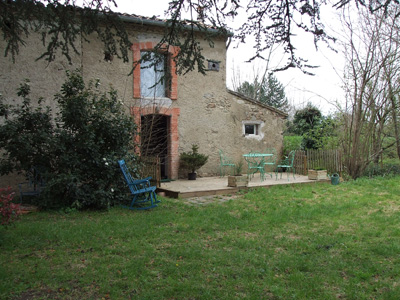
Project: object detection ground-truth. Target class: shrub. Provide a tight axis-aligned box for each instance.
[0,187,20,226]
[283,136,302,155]
[180,144,208,173]
[363,161,400,178]
[0,70,137,210]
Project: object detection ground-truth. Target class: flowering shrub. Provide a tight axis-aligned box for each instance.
[0,70,137,210]
[0,187,20,226]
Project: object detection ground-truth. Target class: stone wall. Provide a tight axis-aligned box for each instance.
[176,88,287,178]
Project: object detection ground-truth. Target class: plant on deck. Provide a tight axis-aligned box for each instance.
[234,159,244,176]
[179,144,208,174]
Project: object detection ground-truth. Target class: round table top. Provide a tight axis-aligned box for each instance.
[243,153,273,157]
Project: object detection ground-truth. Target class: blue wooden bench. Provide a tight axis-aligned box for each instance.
[118,159,160,210]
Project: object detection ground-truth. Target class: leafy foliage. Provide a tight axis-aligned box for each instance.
[0,0,131,64]
[363,161,400,178]
[283,135,303,155]
[291,103,323,135]
[233,159,244,176]
[285,103,339,150]
[0,81,54,176]
[301,116,338,150]
[0,187,20,226]
[0,70,137,210]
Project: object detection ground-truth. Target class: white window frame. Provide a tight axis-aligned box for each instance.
[242,121,264,140]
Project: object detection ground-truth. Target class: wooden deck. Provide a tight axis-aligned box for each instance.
[156,173,330,198]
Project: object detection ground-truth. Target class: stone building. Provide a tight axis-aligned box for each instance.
[0,13,287,182]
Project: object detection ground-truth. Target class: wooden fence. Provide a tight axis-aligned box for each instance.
[294,149,343,175]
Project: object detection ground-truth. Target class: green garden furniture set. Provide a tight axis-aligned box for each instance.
[218,149,297,182]
[243,149,296,182]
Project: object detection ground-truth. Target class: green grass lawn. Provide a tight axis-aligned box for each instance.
[1,176,400,299]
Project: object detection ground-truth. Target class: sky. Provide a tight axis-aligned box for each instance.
[109,0,345,115]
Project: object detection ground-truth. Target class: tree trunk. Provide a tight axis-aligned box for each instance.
[390,94,400,160]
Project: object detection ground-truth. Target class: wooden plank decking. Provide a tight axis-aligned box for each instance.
[157,173,330,198]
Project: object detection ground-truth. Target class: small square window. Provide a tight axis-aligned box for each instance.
[244,124,259,135]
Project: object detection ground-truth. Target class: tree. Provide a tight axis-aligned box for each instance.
[263,74,289,110]
[339,4,400,178]
[236,74,289,111]
[2,0,400,75]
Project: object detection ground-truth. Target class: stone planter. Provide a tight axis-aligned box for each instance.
[308,169,328,180]
[228,175,249,187]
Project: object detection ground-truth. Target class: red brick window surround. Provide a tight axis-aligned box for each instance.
[132,42,179,100]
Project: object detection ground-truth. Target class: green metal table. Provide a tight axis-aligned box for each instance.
[243,153,273,181]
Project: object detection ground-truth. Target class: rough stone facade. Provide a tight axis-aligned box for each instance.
[0,15,287,185]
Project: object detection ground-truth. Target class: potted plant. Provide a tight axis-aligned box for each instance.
[308,167,328,180]
[228,159,248,187]
[180,144,209,180]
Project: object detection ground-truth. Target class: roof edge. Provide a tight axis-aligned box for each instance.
[227,89,288,118]
[119,14,234,37]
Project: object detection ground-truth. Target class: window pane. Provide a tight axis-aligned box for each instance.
[140,52,166,98]
[245,125,255,135]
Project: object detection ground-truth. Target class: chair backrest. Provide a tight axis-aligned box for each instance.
[219,149,230,164]
[118,159,135,184]
[119,160,144,194]
[287,151,296,166]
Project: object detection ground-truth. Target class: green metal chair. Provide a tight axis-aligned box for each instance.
[219,149,235,177]
[246,152,266,181]
[275,150,296,181]
[262,148,277,178]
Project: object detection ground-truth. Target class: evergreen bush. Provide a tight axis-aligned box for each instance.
[0,70,137,210]
[180,144,208,174]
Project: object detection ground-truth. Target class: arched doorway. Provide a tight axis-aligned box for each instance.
[140,114,169,179]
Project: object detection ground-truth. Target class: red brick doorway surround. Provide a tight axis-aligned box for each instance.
[131,107,180,180]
